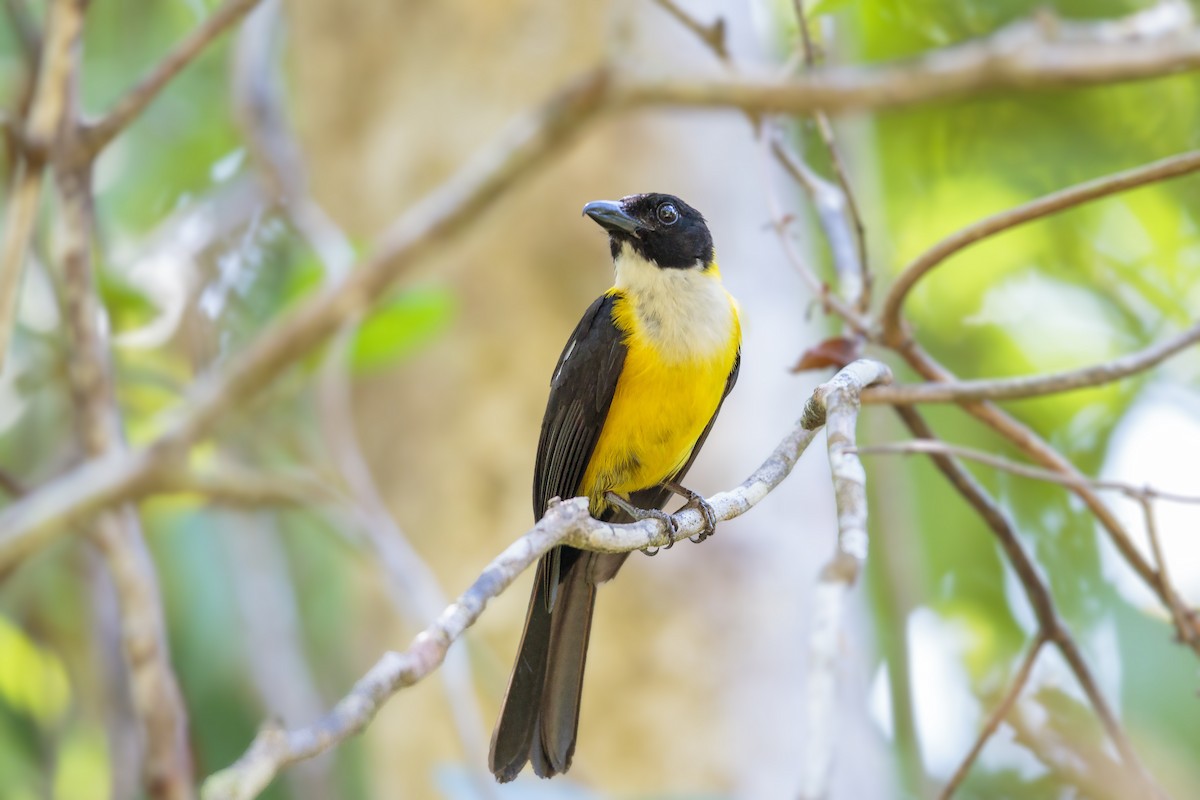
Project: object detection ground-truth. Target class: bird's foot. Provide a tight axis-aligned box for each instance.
[604,491,677,555]
[662,481,718,543]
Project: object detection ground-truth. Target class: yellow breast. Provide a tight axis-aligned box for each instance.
[580,279,740,509]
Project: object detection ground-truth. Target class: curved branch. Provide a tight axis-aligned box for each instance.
[939,634,1047,799]
[0,0,84,372]
[899,342,1200,655]
[894,406,1166,799]
[863,319,1200,405]
[0,69,613,572]
[799,360,891,800]
[81,0,264,155]
[879,150,1200,347]
[619,24,1200,118]
[201,359,890,800]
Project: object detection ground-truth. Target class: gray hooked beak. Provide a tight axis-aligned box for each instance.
[583,200,641,236]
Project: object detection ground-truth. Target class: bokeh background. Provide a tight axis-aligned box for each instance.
[2,0,1199,798]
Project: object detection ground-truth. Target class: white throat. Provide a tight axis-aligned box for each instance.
[613,244,735,362]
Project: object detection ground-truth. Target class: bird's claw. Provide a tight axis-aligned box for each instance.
[688,496,718,543]
[604,491,678,556]
[662,481,718,544]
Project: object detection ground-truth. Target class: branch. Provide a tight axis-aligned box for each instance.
[650,0,728,62]
[864,320,1200,405]
[81,0,264,156]
[938,633,1047,799]
[898,342,1200,655]
[789,0,871,315]
[56,138,193,797]
[894,406,1166,798]
[1137,497,1198,648]
[0,0,83,372]
[798,360,892,800]
[856,440,1200,505]
[880,150,1200,347]
[200,361,887,799]
[0,68,612,572]
[619,6,1200,117]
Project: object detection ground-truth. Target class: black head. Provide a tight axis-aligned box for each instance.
[582,193,714,269]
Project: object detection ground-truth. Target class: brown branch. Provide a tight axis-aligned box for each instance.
[938,633,1047,799]
[0,68,613,571]
[199,360,885,799]
[894,406,1166,798]
[856,440,1200,505]
[56,130,193,798]
[864,320,1200,405]
[650,0,728,61]
[789,0,871,315]
[0,0,83,372]
[1137,497,1197,648]
[900,342,1200,656]
[619,24,1200,117]
[880,150,1200,348]
[81,0,264,156]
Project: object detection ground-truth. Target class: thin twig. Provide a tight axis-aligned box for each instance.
[880,150,1200,347]
[1137,497,1197,648]
[856,440,1200,505]
[790,0,871,313]
[899,342,1200,656]
[864,320,1200,405]
[81,0,264,156]
[650,0,728,61]
[0,0,83,372]
[938,633,1047,799]
[894,406,1166,798]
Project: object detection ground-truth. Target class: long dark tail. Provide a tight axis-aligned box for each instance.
[489,545,627,782]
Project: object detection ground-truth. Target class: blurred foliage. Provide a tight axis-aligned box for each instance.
[1,0,1199,798]
[794,0,1200,797]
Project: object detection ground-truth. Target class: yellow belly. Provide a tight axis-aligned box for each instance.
[580,292,739,511]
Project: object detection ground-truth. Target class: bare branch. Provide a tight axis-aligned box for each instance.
[650,0,728,61]
[789,0,871,314]
[799,360,892,800]
[81,0,264,155]
[1137,497,1198,648]
[0,0,84,372]
[768,135,870,328]
[899,343,1200,655]
[938,634,1047,799]
[0,69,612,571]
[199,361,887,798]
[56,144,193,797]
[856,440,1200,505]
[894,406,1166,798]
[880,150,1200,347]
[619,11,1200,117]
[864,320,1200,405]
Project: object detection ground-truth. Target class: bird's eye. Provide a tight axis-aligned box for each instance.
[656,203,679,225]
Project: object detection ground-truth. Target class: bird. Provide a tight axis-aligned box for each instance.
[488,192,742,782]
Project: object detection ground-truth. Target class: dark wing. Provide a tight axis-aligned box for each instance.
[533,293,626,519]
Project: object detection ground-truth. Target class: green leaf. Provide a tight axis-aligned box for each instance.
[348,287,455,374]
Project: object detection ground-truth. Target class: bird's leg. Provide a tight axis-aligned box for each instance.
[604,491,677,555]
[661,480,718,543]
